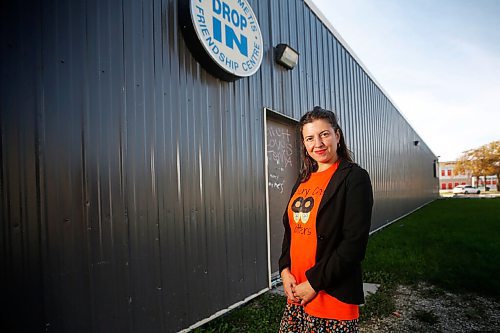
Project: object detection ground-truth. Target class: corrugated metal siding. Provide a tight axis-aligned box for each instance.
[1,0,438,331]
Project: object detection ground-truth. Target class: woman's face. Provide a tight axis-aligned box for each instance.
[302,119,340,171]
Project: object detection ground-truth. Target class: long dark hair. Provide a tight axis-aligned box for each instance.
[299,106,353,182]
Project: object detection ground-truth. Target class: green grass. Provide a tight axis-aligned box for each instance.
[192,293,286,333]
[194,198,500,331]
[363,198,500,296]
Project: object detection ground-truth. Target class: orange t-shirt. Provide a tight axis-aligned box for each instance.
[288,161,359,320]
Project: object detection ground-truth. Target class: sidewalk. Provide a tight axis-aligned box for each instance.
[440,190,500,198]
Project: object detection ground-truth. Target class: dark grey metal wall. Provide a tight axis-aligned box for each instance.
[0,0,438,332]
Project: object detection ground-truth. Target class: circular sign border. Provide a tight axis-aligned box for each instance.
[179,0,263,81]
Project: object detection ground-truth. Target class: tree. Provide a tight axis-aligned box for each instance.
[454,140,500,191]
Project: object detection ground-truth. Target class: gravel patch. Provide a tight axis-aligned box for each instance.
[360,283,500,333]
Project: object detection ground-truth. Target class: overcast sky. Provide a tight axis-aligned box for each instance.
[310,0,500,161]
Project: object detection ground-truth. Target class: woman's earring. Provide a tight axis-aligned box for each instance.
[337,142,340,149]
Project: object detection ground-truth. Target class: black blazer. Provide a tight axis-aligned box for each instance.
[278,159,373,305]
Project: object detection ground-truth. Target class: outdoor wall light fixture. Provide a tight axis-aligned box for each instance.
[414,140,420,146]
[275,43,299,69]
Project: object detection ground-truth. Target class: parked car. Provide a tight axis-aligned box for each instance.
[452,185,480,194]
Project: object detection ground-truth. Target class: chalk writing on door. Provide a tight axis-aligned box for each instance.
[266,114,300,275]
[267,127,293,171]
[269,173,284,193]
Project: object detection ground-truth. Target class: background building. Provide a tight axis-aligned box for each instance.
[439,161,498,190]
[1,0,438,332]
[439,161,471,190]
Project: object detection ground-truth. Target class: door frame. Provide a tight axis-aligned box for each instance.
[263,107,299,288]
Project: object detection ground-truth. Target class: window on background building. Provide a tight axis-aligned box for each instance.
[441,183,447,190]
[448,183,453,189]
[486,180,491,185]
[454,182,459,187]
[461,182,466,185]
[441,170,445,176]
[447,170,452,176]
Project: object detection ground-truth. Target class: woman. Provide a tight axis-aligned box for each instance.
[278,106,373,332]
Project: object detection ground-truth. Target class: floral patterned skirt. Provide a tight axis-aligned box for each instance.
[279,303,359,333]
